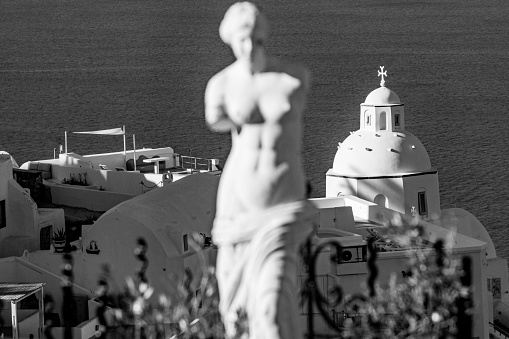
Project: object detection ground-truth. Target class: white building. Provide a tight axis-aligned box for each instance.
[310,70,509,338]
[0,154,218,338]
[1,71,508,338]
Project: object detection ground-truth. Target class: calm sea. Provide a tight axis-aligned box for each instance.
[1,0,508,259]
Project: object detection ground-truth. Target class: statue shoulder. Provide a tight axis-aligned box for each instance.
[205,64,241,95]
[206,69,228,93]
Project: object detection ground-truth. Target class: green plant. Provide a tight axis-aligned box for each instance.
[85,213,98,224]
[61,172,89,186]
[52,228,66,241]
[341,216,473,339]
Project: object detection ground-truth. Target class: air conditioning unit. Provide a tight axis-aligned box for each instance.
[336,245,367,264]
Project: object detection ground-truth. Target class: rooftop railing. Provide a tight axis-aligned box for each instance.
[178,155,219,171]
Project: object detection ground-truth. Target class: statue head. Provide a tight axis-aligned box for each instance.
[219,2,269,67]
[219,2,268,46]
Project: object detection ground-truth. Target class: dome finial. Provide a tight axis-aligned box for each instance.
[378,66,387,87]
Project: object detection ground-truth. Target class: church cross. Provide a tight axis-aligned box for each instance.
[378,66,387,87]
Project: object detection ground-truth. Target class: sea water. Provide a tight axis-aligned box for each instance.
[1,0,508,259]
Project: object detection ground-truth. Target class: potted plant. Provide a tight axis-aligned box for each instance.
[52,228,66,253]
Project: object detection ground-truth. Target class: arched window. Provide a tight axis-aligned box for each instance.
[417,189,427,216]
[365,113,371,127]
[394,113,400,128]
[374,194,389,208]
[379,111,387,130]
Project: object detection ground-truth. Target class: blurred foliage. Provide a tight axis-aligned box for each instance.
[45,216,472,339]
[94,235,224,339]
[341,216,473,339]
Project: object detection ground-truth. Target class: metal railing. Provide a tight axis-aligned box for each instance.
[178,155,218,171]
[490,322,509,339]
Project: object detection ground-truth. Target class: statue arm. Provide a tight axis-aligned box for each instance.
[205,74,235,132]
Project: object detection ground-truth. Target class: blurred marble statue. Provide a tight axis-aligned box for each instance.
[205,2,316,338]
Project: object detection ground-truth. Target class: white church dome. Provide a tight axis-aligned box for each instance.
[332,130,432,177]
[332,67,432,177]
[364,86,401,106]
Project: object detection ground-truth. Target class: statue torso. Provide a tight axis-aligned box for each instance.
[214,61,308,216]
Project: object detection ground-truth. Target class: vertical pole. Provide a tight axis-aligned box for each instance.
[64,131,68,154]
[123,125,126,169]
[39,288,44,339]
[133,134,137,171]
[11,301,18,339]
[306,239,314,339]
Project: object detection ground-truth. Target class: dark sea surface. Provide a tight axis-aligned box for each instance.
[1,0,508,259]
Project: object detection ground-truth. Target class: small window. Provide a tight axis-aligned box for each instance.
[492,278,501,299]
[394,114,400,127]
[379,112,387,130]
[374,194,388,208]
[366,114,371,126]
[196,289,203,308]
[40,225,52,250]
[183,234,189,252]
[0,200,6,229]
[418,191,427,216]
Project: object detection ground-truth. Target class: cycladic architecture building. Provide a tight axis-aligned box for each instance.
[326,67,440,220]
[316,67,508,338]
[0,68,508,338]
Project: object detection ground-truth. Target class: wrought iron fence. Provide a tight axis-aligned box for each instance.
[299,233,474,339]
[37,228,475,339]
[490,322,509,339]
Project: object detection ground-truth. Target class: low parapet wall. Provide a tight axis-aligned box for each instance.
[49,183,135,212]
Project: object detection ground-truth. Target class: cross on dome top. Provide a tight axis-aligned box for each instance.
[378,66,387,87]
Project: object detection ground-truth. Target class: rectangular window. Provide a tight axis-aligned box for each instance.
[183,234,188,252]
[418,191,427,216]
[394,114,400,127]
[0,200,6,229]
[196,289,203,308]
[492,278,501,299]
[40,225,52,250]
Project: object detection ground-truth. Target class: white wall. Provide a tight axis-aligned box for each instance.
[0,155,12,200]
[82,147,176,169]
[5,179,38,237]
[402,173,441,220]
[49,184,134,212]
[50,165,165,196]
[1,208,65,258]
[357,177,405,213]
[325,174,358,197]
[326,172,441,221]
[79,212,188,300]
